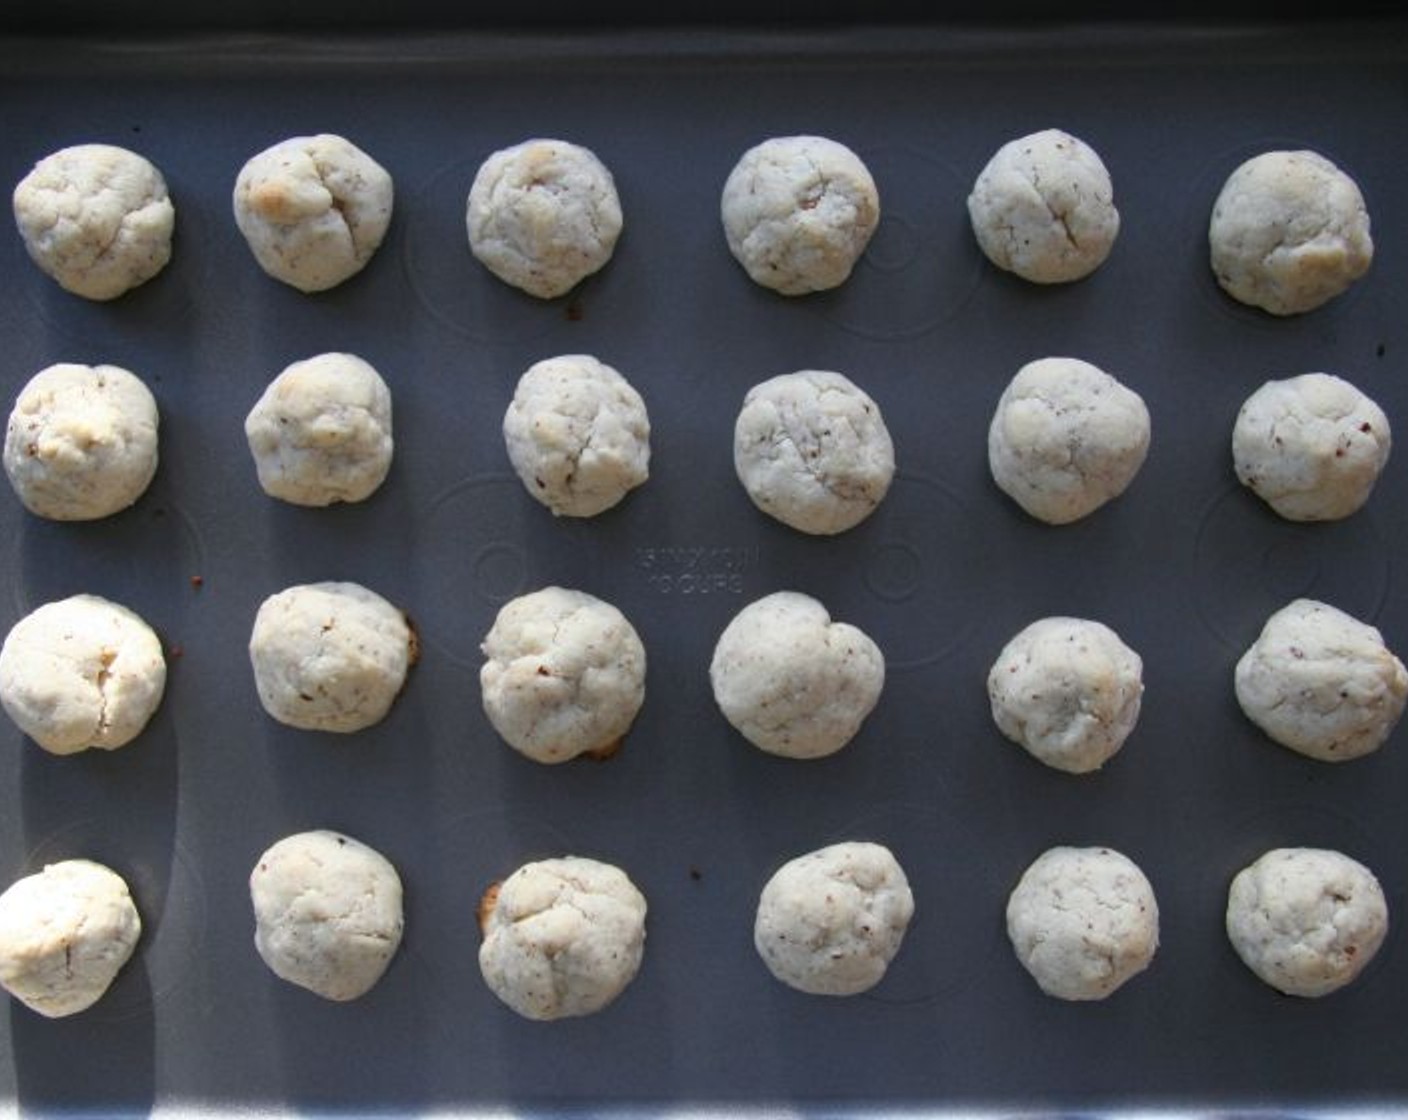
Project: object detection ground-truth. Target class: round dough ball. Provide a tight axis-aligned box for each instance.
[720,135,880,295]
[0,594,166,755]
[4,362,159,521]
[988,616,1144,774]
[734,370,894,536]
[480,586,645,764]
[754,841,914,997]
[988,356,1150,525]
[478,855,647,1020]
[249,581,416,733]
[503,354,650,518]
[1235,598,1407,762]
[233,133,394,293]
[1226,847,1388,997]
[967,128,1120,284]
[710,590,884,760]
[1209,149,1373,316]
[12,143,174,301]
[244,352,394,507]
[1006,845,1159,1001]
[466,138,623,299]
[250,830,404,1001]
[1232,373,1390,522]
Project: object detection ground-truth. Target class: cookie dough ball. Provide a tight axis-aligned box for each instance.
[503,354,650,518]
[4,363,159,522]
[1226,847,1388,997]
[480,586,645,764]
[244,352,394,507]
[967,128,1119,284]
[710,591,884,759]
[988,356,1150,525]
[1235,598,1407,762]
[250,830,404,1001]
[466,138,623,299]
[1006,846,1159,1001]
[734,370,894,536]
[1210,150,1373,317]
[478,855,647,1020]
[13,143,174,301]
[720,135,880,296]
[988,617,1144,774]
[249,581,416,733]
[233,133,394,293]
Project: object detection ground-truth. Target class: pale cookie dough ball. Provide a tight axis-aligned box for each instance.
[720,135,880,296]
[480,586,645,764]
[250,830,404,1001]
[1226,847,1388,997]
[734,370,894,536]
[503,354,650,518]
[4,362,159,522]
[466,138,623,299]
[13,143,174,301]
[1006,846,1159,1001]
[249,581,416,733]
[244,352,394,507]
[1235,598,1407,762]
[478,855,647,1020]
[988,356,1150,525]
[710,590,884,760]
[233,133,394,293]
[0,859,141,1018]
[967,128,1120,284]
[1209,149,1373,316]
[1232,373,1390,522]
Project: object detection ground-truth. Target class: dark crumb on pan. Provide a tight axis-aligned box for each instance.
[689,867,703,882]
[190,575,204,590]
[168,643,184,659]
[565,299,584,322]
[477,881,502,934]
[404,614,421,666]
[1377,342,1386,358]
[584,735,624,762]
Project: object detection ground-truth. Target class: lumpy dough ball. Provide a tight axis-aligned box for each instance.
[1006,846,1159,1001]
[12,143,174,301]
[250,830,404,1001]
[1209,149,1373,316]
[480,586,645,764]
[988,356,1150,525]
[466,138,623,299]
[967,128,1120,284]
[478,855,647,1020]
[503,355,650,518]
[245,352,394,507]
[1235,598,1407,762]
[233,133,394,293]
[987,617,1144,774]
[720,135,880,295]
[1226,847,1388,997]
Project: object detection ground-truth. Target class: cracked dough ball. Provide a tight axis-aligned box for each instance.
[478,855,647,1020]
[988,356,1150,525]
[1227,847,1388,997]
[1006,846,1159,1001]
[0,859,141,1018]
[245,352,394,507]
[1232,373,1390,522]
[12,143,174,301]
[480,586,645,764]
[720,135,880,295]
[233,133,394,293]
[710,590,884,759]
[503,354,650,517]
[1209,150,1372,317]
[967,128,1119,284]
[251,830,404,1001]
[249,581,416,733]
[1235,598,1407,762]
[466,138,622,299]
[988,616,1144,774]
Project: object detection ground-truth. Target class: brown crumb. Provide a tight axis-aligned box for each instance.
[404,614,421,666]
[168,644,184,659]
[190,575,204,589]
[477,881,502,935]
[565,300,584,322]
